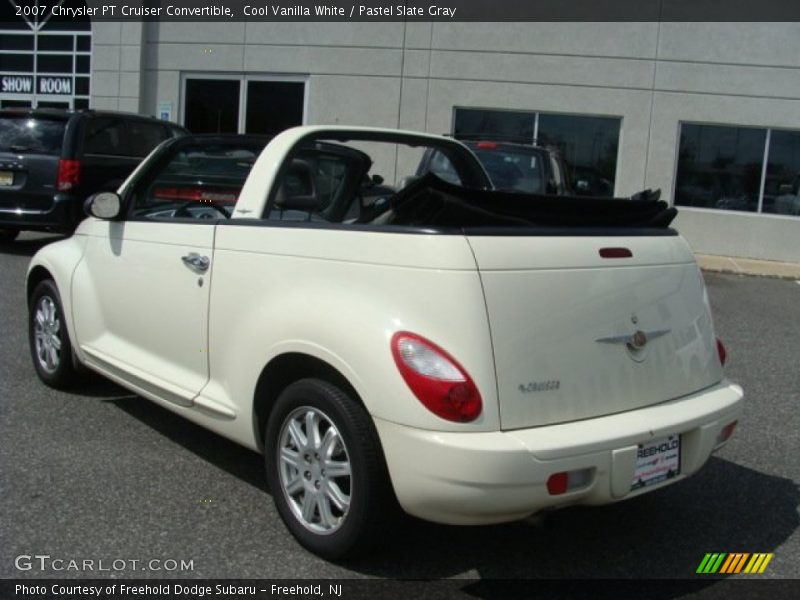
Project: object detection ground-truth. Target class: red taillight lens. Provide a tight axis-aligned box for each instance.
[56,159,80,191]
[391,332,482,423]
[716,338,727,366]
[476,141,498,149]
[547,472,568,495]
[599,247,633,259]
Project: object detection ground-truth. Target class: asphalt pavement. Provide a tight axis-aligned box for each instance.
[1,233,798,585]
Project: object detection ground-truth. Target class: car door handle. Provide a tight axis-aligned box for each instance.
[181,253,210,272]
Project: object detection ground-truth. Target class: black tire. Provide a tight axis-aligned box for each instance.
[0,228,19,243]
[265,378,394,560]
[28,279,78,389]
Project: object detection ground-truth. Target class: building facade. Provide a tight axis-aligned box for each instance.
[3,16,800,261]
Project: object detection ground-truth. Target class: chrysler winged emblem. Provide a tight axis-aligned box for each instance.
[595,315,670,352]
[595,328,670,351]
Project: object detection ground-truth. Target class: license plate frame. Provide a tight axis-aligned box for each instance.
[631,434,681,491]
[0,171,13,186]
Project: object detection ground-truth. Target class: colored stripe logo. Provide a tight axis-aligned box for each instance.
[696,553,774,574]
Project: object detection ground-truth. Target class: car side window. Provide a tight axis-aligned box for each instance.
[427,150,462,185]
[129,141,260,221]
[125,121,169,158]
[83,117,126,156]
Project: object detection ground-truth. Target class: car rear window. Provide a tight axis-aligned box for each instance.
[473,147,546,194]
[0,116,66,155]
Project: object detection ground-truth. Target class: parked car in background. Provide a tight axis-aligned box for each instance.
[773,177,800,216]
[0,108,186,241]
[27,126,742,559]
[417,139,573,195]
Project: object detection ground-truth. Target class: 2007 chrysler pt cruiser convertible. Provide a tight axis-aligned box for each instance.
[27,126,743,559]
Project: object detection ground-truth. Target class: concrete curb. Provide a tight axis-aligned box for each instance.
[695,254,800,281]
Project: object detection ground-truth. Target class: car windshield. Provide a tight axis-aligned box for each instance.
[472,147,545,193]
[0,116,67,155]
[133,140,266,220]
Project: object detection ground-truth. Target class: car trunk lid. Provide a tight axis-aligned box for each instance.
[466,234,723,430]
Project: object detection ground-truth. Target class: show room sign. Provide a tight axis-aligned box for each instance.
[38,76,72,95]
[1,75,33,94]
[0,75,71,95]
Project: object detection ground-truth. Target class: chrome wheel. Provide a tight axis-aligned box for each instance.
[277,406,352,534]
[33,295,62,374]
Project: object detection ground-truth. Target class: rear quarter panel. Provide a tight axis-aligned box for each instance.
[200,224,499,446]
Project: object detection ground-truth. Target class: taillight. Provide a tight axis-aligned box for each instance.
[599,247,633,259]
[391,332,482,423]
[476,141,498,149]
[547,468,593,495]
[56,159,80,191]
[716,338,727,366]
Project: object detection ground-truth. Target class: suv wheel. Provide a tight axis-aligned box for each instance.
[29,279,78,389]
[0,228,19,242]
[265,378,393,560]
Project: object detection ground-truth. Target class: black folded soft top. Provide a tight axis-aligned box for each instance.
[385,173,677,230]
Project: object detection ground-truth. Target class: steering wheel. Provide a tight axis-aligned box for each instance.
[173,202,231,219]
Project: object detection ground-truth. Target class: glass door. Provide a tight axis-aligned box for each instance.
[182,74,305,135]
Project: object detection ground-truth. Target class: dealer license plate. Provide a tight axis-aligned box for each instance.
[631,434,680,491]
[0,171,13,186]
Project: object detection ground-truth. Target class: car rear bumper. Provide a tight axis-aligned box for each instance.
[375,380,743,525]
[0,194,80,231]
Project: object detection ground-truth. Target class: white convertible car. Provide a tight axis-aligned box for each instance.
[27,126,743,559]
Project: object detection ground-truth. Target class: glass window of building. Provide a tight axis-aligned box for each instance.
[675,123,800,218]
[454,108,621,197]
[0,0,92,109]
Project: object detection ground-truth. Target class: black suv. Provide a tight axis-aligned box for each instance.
[0,109,187,241]
[416,139,573,195]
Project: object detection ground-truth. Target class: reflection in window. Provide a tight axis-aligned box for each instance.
[538,114,619,197]
[764,130,800,216]
[675,124,765,213]
[453,108,621,197]
[454,109,534,144]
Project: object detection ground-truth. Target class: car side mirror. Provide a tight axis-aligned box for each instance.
[84,192,122,220]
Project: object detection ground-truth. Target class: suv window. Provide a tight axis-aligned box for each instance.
[0,116,66,155]
[126,120,169,157]
[83,117,169,158]
[83,117,126,156]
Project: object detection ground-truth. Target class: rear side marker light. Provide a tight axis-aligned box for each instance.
[56,159,80,191]
[599,247,633,259]
[717,421,737,445]
[547,469,593,495]
[716,338,727,366]
[391,332,482,423]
